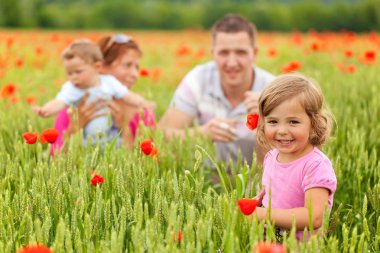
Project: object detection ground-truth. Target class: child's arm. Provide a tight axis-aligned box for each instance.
[33,99,67,118]
[122,91,156,111]
[254,187,329,230]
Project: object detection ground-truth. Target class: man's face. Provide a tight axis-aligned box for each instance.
[212,31,256,89]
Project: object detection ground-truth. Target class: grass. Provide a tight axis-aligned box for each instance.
[0,29,379,252]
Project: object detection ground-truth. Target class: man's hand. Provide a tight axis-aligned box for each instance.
[199,117,238,142]
[244,91,260,114]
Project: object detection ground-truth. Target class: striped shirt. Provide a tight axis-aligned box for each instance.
[170,61,275,165]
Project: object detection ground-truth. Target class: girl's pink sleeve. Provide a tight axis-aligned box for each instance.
[50,109,70,155]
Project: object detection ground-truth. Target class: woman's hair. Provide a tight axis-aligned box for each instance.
[98,34,142,66]
[256,73,334,149]
[62,39,103,64]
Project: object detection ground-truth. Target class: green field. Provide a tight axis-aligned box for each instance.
[0,30,379,252]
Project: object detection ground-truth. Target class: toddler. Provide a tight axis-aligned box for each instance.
[253,74,337,240]
[33,40,154,139]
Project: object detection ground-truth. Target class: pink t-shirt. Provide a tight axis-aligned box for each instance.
[51,108,156,154]
[261,147,337,239]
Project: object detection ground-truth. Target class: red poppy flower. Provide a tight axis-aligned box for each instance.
[281,61,301,73]
[11,96,19,104]
[246,114,259,131]
[151,68,161,82]
[267,48,278,57]
[173,230,183,244]
[40,128,59,144]
[140,139,153,155]
[6,38,14,48]
[17,243,53,253]
[15,59,24,68]
[291,32,303,45]
[344,50,353,58]
[310,42,320,51]
[177,231,183,244]
[176,45,192,56]
[39,134,48,144]
[139,68,150,77]
[150,147,159,161]
[238,198,259,216]
[23,132,38,144]
[26,95,37,105]
[364,50,376,61]
[359,50,376,65]
[35,47,43,55]
[91,175,104,186]
[195,48,206,59]
[1,83,17,98]
[253,241,287,253]
[338,64,356,74]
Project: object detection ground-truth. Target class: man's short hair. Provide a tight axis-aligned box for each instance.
[211,14,257,46]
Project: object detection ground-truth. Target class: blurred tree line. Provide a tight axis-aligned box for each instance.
[0,0,379,31]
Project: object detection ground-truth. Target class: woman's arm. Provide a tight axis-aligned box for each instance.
[254,187,329,230]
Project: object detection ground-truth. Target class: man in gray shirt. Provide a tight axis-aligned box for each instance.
[159,14,275,166]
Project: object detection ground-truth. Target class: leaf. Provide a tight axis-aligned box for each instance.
[236,173,245,199]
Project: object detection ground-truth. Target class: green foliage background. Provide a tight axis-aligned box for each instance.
[0,0,379,31]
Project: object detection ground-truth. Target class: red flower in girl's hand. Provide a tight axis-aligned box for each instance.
[246,114,259,130]
[22,132,38,144]
[140,139,153,155]
[238,198,259,215]
[40,128,59,144]
[17,243,53,253]
[91,175,104,186]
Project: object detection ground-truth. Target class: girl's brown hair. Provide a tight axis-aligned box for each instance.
[257,74,334,150]
[98,35,142,66]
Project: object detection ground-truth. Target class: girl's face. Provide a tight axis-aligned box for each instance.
[264,96,313,163]
[102,49,141,89]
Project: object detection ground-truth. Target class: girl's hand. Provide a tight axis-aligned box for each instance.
[251,189,266,221]
[254,188,265,207]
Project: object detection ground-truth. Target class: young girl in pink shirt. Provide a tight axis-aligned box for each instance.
[254,74,337,240]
